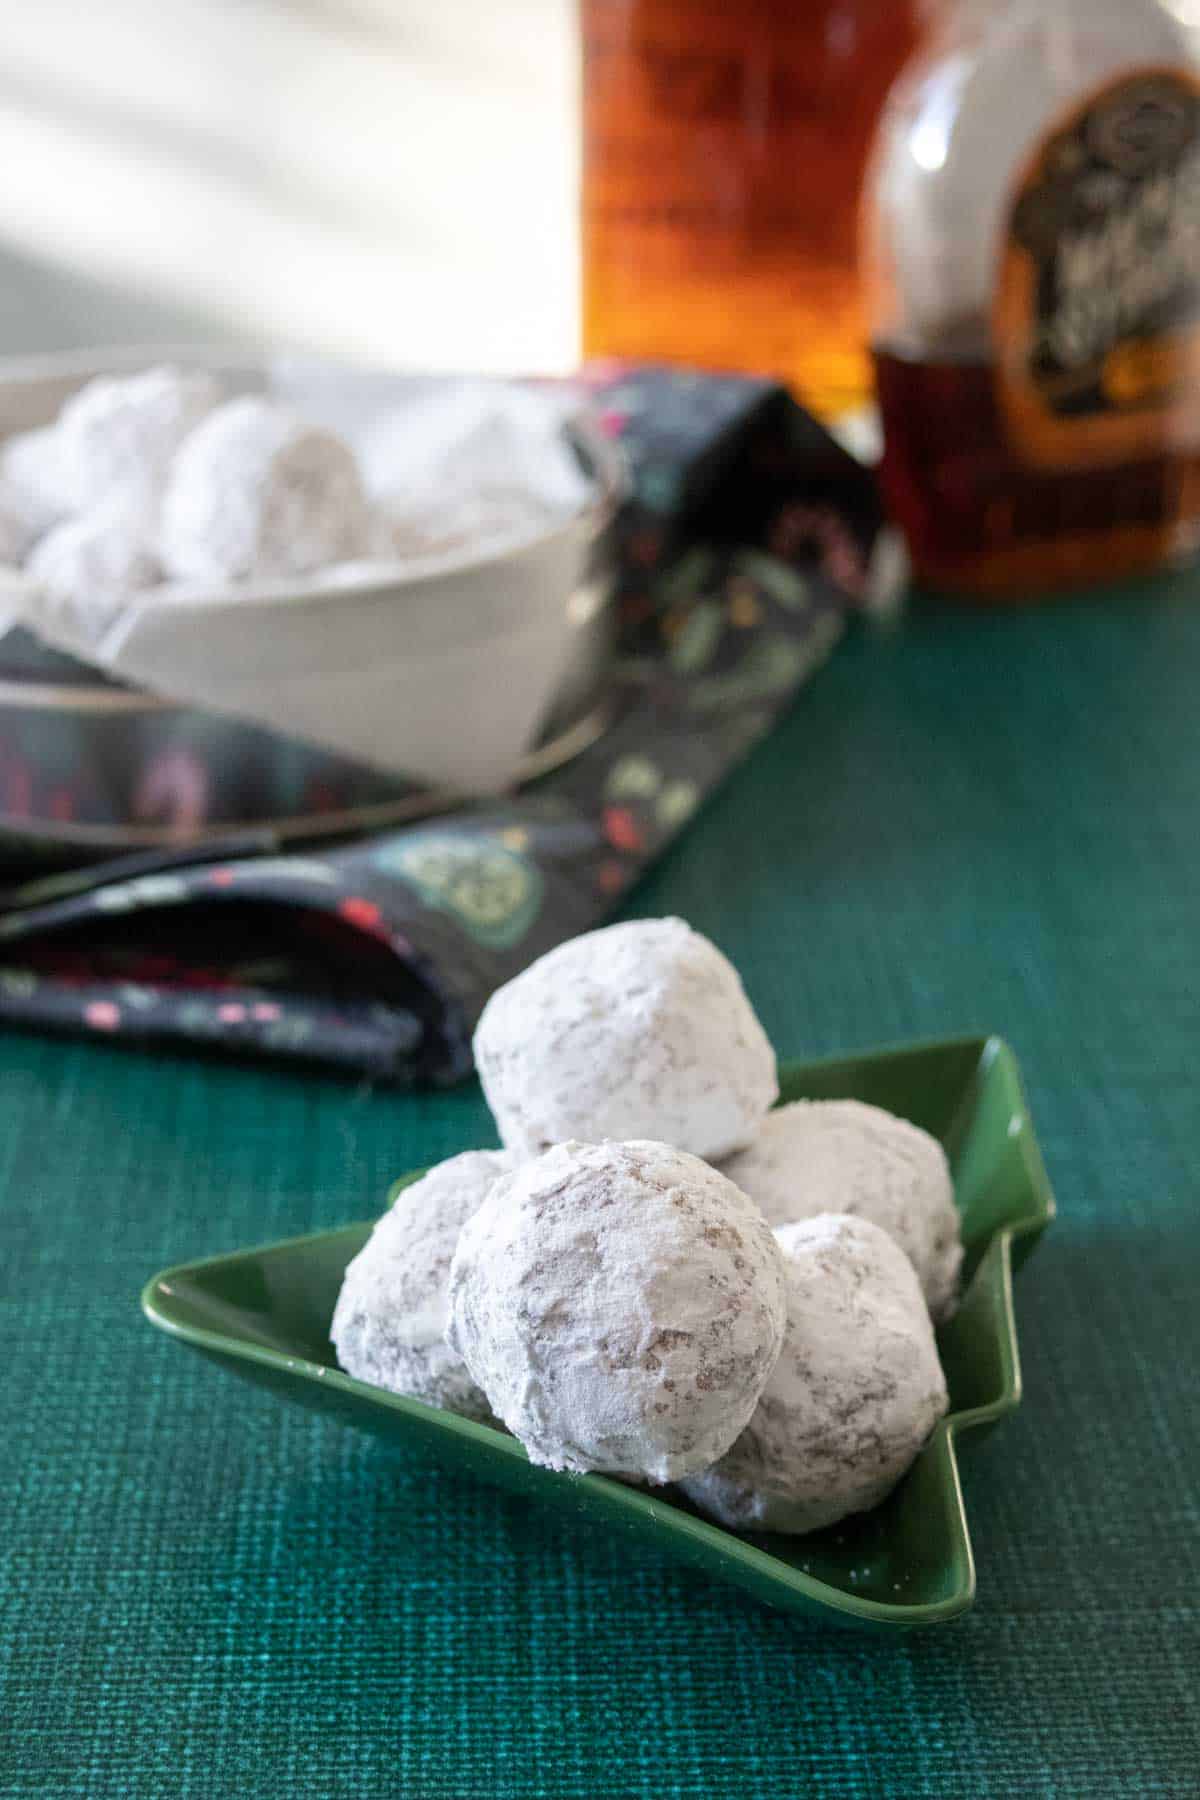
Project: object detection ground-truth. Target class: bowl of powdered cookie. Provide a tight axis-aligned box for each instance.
[0,347,621,855]
[143,917,1054,1627]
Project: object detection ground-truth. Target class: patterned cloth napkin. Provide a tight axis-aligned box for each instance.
[0,365,879,1085]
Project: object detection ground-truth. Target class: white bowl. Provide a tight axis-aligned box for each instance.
[0,346,624,800]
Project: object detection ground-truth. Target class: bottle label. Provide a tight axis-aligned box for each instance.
[995,68,1200,470]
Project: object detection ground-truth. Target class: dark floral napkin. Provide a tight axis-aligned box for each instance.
[0,365,879,1085]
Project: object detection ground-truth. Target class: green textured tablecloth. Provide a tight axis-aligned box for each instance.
[4,579,1199,1798]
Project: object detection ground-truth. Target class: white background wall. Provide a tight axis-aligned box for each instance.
[0,0,580,371]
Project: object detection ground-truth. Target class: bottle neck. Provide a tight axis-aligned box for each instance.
[921,0,1194,75]
[934,0,1180,29]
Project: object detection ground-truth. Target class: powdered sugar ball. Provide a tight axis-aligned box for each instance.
[680,1214,949,1535]
[57,365,222,510]
[0,426,70,559]
[27,495,160,635]
[158,395,371,582]
[721,1101,962,1321]
[331,1148,518,1421]
[446,1139,787,1483]
[0,487,38,565]
[474,918,778,1161]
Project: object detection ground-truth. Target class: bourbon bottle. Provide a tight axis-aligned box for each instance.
[864,0,1200,597]
[582,1,921,418]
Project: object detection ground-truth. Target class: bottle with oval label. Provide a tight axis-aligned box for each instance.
[864,0,1200,597]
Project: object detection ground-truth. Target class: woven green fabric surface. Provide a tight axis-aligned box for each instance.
[3,578,1199,1798]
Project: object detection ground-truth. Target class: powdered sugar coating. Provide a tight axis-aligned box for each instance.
[331,1148,517,1421]
[27,496,160,634]
[681,1214,949,1535]
[473,918,778,1161]
[0,427,70,559]
[446,1139,787,1482]
[158,395,371,582]
[0,487,38,565]
[721,1100,963,1321]
[57,366,222,510]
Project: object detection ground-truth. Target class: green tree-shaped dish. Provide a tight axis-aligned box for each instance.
[142,1036,1053,1628]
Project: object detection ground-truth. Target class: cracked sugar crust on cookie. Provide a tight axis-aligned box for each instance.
[28,493,161,634]
[159,394,372,582]
[721,1099,963,1321]
[57,366,223,511]
[473,918,778,1162]
[680,1213,949,1535]
[446,1140,787,1483]
[331,1148,518,1421]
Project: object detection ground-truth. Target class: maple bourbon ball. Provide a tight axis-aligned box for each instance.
[57,365,223,510]
[680,1214,950,1536]
[721,1099,963,1322]
[331,1148,518,1421]
[27,495,161,631]
[0,426,71,560]
[446,1140,787,1483]
[0,488,40,565]
[473,918,778,1161]
[158,395,372,583]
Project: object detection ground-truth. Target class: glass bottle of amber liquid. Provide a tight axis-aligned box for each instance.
[864,0,1200,598]
[581,1,921,418]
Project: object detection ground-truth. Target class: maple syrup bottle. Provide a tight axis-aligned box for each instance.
[863,0,1200,598]
[582,2,921,418]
